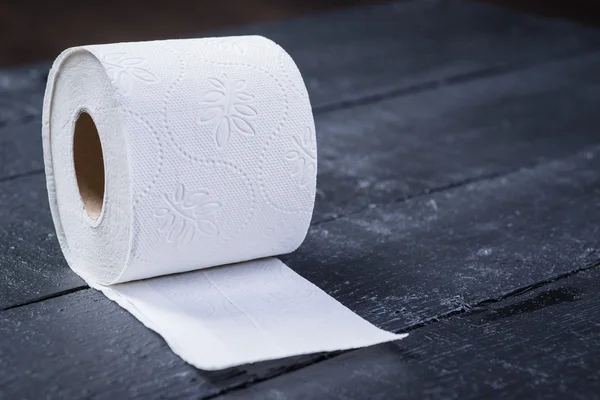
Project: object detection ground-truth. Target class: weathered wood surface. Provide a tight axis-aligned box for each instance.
[312,51,600,221]
[1,0,600,399]
[3,137,600,399]
[229,0,600,111]
[0,287,327,399]
[2,0,600,179]
[0,174,83,310]
[4,48,600,310]
[286,147,600,331]
[4,0,600,115]
[222,268,600,400]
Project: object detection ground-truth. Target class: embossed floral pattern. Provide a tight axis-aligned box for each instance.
[216,38,249,55]
[285,127,316,187]
[197,75,257,149]
[155,184,221,248]
[103,53,159,95]
[265,225,298,253]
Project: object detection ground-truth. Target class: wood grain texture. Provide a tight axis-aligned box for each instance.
[0,174,84,310]
[221,268,600,399]
[286,146,600,331]
[2,140,600,399]
[8,49,600,220]
[312,50,600,221]
[0,287,327,399]
[2,0,600,178]
[2,1,600,398]
[3,49,600,309]
[229,0,600,110]
[0,64,47,128]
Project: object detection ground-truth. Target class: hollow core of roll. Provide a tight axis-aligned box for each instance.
[73,111,105,221]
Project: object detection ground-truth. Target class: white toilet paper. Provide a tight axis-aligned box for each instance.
[42,36,405,370]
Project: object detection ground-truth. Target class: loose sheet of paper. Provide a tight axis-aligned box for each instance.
[95,258,405,370]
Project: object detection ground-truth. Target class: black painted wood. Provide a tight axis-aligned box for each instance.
[285,146,600,331]
[5,0,600,119]
[0,288,327,399]
[313,51,600,221]
[0,122,43,180]
[0,174,83,310]
[3,49,600,310]
[0,64,47,130]
[2,142,600,399]
[222,268,600,400]
[2,1,600,398]
[228,0,600,110]
[2,0,600,179]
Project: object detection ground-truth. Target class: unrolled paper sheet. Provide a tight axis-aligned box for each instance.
[42,36,405,370]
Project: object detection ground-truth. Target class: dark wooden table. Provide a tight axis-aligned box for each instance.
[2,0,600,398]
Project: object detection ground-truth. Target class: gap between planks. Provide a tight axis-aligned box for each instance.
[0,143,570,311]
[2,44,600,185]
[2,27,600,396]
[0,168,44,185]
[0,285,87,313]
[0,50,600,312]
[0,165,523,314]
[2,42,600,134]
[200,259,600,399]
[3,146,600,399]
[311,45,600,115]
[196,144,600,398]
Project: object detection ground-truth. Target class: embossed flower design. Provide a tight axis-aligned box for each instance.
[197,75,257,149]
[265,225,298,253]
[103,53,159,95]
[216,38,249,55]
[285,127,316,187]
[155,184,221,248]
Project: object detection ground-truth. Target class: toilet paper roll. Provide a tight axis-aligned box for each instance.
[43,36,405,370]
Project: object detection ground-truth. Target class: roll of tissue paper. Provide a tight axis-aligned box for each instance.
[42,36,405,370]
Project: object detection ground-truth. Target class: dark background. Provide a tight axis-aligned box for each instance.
[1,0,598,67]
[0,0,376,67]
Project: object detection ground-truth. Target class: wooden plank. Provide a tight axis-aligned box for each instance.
[0,63,48,94]
[2,0,600,178]
[4,47,600,215]
[4,0,600,113]
[0,174,84,310]
[0,86,43,129]
[311,50,600,221]
[0,288,326,400]
[241,0,600,110]
[2,2,600,395]
[3,50,600,309]
[2,132,600,398]
[283,144,600,331]
[222,269,600,400]
[0,122,43,180]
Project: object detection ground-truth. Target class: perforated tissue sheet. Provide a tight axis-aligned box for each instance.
[42,36,406,370]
